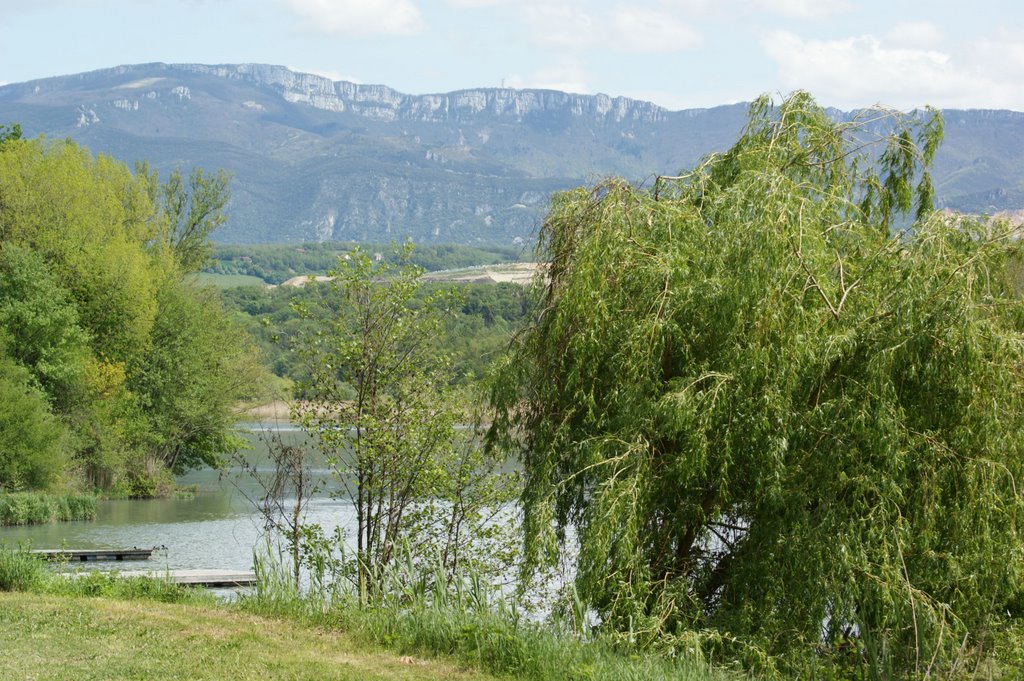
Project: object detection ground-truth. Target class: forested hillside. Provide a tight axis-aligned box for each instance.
[219,276,530,387]
[205,242,524,285]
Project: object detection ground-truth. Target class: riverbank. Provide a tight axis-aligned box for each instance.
[0,592,496,681]
[0,492,96,526]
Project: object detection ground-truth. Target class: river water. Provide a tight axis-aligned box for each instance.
[0,423,349,575]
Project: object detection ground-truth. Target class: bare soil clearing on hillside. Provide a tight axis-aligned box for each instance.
[278,263,542,289]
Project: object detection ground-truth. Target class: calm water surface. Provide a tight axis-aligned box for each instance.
[0,424,351,574]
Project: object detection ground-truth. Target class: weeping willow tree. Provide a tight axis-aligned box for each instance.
[490,93,1024,676]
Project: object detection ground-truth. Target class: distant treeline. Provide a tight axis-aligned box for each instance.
[220,278,532,387]
[205,242,527,285]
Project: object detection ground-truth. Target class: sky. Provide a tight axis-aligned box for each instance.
[0,0,1022,112]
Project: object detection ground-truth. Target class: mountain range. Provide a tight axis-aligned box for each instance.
[1,63,1022,244]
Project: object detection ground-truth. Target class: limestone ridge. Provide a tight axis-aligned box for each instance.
[177,63,667,124]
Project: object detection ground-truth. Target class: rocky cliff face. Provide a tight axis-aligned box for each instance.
[177,63,666,124]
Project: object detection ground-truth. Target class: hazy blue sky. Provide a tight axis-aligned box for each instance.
[1,0,1021,111]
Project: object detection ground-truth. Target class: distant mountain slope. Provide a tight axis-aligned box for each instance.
[1,63,1020,244]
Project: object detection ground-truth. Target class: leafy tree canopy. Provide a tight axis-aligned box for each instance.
[0,340,68,491]
[0,244,91,408]
[136,162,231,274]
[130,279,263,473]
[0,137,164,362]
[491,93,1024,676]
[0,123,21,147]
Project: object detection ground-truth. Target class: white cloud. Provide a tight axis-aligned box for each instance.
[506,60,589,93]
[279,0,424,36]
[522,3,597,49]
[755,0,850,19]
[610,8,702,53]
[761,29,1024,110]
[885,21,944,49]
[514,1,701,54]
[970,29,1024,82]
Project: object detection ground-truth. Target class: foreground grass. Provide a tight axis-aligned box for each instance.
[309,603,733,681]
[0,592,497,681]
[0,547,736,680]
[242,553,734,681]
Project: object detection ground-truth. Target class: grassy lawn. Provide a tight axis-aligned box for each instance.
[0,592,496,681]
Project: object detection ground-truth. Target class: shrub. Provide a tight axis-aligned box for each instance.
[0,545,45,592]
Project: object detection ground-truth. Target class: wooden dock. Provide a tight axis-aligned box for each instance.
[59,568,257,588]
[32,547,162,562]
[158,569,257,587]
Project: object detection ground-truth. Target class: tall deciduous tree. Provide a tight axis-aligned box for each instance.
[130,280,263,474]
[160,166,231,273]
[295,244,516,600]
[491,93,1024,675]
[0,139,163,364]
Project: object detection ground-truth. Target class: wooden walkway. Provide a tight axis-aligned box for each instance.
[59,569,257,588]
[32,547,161,562]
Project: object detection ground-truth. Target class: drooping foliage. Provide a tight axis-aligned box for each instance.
[491,93,1024,675]
[0,132,262,494]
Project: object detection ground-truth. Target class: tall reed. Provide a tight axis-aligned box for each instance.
[240,544,732,681]
[0,545,46,592]
[0,492,97,525]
